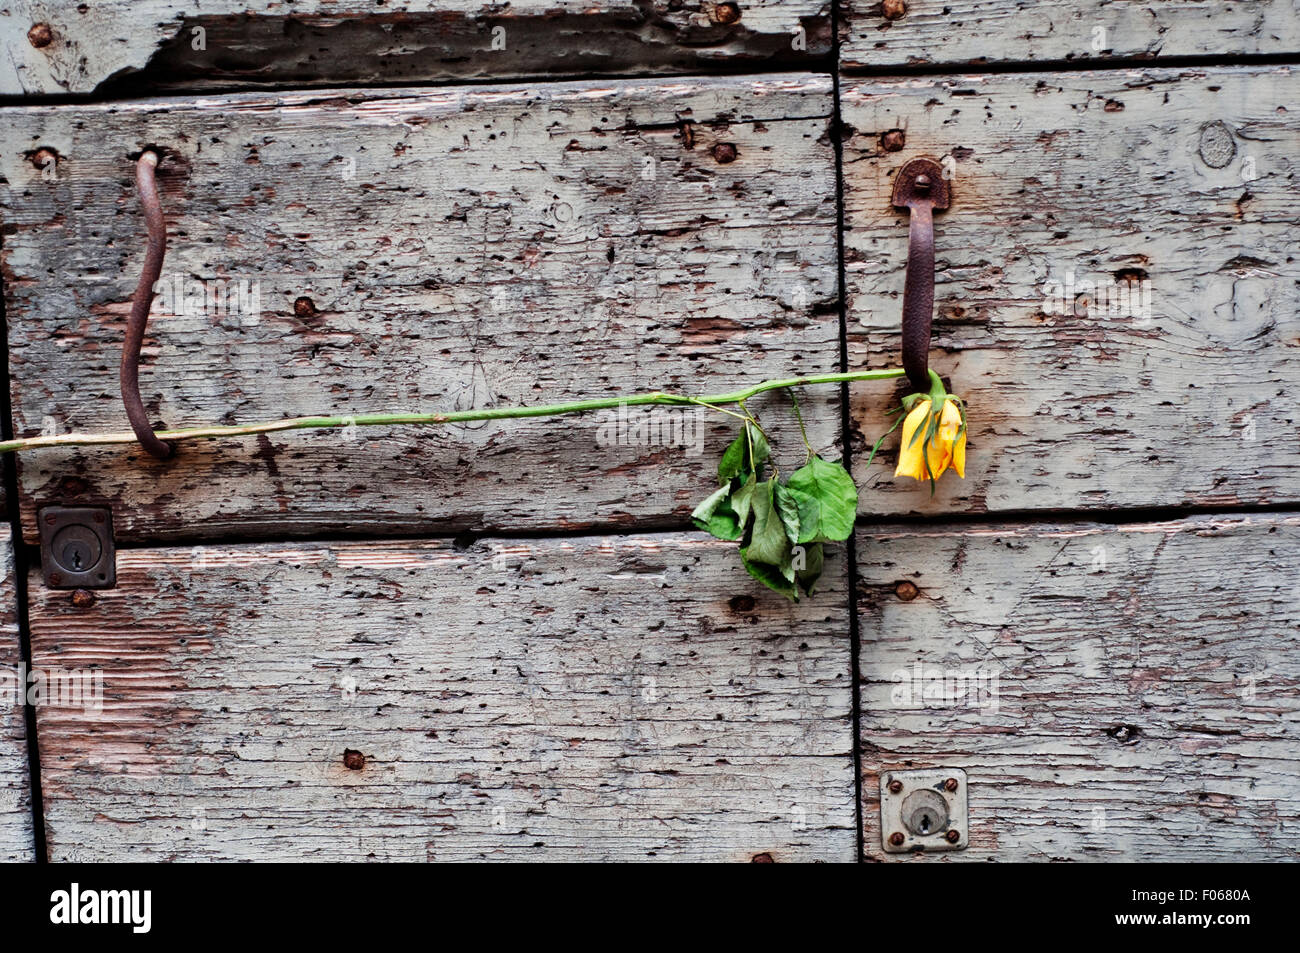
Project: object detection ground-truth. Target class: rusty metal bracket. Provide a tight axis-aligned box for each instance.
[122,151,176,460]
[39,506,116,589]
[891,157,951,392]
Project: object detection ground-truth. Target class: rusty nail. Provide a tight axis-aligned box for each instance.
[888,778,904,794]
[714,2,742,24]
[293,296,316,317]
[750,852,774,863]
[30,147,58,171]
[881,129,906,152]
[882,0,907,20]
[70,589,96,609]
[944,777,959,792]
[894,580,919,601]
[946,829,961,844]
[889,832,906,847]
[343,749,365,770]
[28,23,53,48]
[711,142,738,164]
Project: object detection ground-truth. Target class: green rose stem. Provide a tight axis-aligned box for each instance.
[0,369,907,456]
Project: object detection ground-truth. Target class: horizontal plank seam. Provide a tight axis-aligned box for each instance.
[13,503,1300,559]
[0,61,837,108]
[838,50,1300,79]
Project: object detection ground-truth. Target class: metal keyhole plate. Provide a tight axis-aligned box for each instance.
[881,768,968,853]
[39,506,116,589]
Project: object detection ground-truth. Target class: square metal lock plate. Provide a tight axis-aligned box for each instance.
[38,506,116,589]
[880,767,968,853]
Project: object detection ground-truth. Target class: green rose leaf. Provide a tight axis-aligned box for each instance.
[740,480,794,573]
[718,432,748,485]
[785,486,821,545]
[691,484,743,541]
[793,542,824,596]
[731,474,757,528]
[741,553,798,602]
[785,455,858,542]
[773,481,800,546]
[717,422,770,485]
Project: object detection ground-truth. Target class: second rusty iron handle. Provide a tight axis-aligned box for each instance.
[891,157,951,392]
[122,151,175,460]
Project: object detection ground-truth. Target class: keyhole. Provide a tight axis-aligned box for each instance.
[50,524,102,577]
[901,789,949,837]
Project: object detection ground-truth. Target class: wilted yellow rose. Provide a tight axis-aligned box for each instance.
[895,396,965,482]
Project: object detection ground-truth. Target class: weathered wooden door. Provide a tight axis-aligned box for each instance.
[1,1,1296,861]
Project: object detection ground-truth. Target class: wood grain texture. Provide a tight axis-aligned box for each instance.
[1,74,843,544]
[31,533,854,861]
[842,66,1300,516]
[1,0,828,96]
[841,0,1300,71]
[856,513,1300,861]
[0,526,34,861]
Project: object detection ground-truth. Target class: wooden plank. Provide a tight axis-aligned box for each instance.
[856,513,1300,861]
[1,75,842,544]
[840,0,1300,71]
[31,533,855,861]
[2,1,828,96]
[842,66,1300,516]
[0,525,35,861]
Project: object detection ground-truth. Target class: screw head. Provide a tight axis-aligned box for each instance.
[888,832,906,847]
[945,829,961,844]
[888,778,904,794]
[944,777,959,792]
[881,129,906,152]
[714,2,742,24]
[914,173,932,191]
[28,23,53,48]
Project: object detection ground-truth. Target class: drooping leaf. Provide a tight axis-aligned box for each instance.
[717,421,770,485]
[707,508,743,541]
[692,484,731,527]
[731,474,757,529]
[691,484,743,541]
[794,542,824,596]
[747,422,770,471]
[785,486,821,545]
[741,552,798,601]
[717,432,749,484]
[741,480,793,571]
[773,481,801,546]
[785,455,858,542]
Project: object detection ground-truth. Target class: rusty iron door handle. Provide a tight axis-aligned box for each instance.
[122,151,176,460]
[891,157,951,392]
